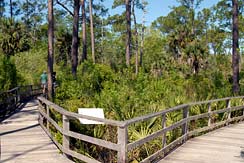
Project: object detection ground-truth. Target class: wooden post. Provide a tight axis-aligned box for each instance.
[242,98,244,116]
[226,99,231,123]
[208,103,212,127]
[162,113,167,148]
[16,87,20,103]
[0,137,1,161]
[243,107,244,117]
[38,101,44,126]
[63,115,70,157]
[14,88,18,106]
[182,106,189,142]
[47,105,50,131]
[117,126,128,163]
[30,85,33,97]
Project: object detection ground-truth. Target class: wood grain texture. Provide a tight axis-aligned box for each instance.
[159,122,244,163]
[0,100,73,163]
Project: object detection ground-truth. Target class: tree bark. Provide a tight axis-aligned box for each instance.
[89,0,95,63]
[10,0,13,18]
[232,0,240,94]
[81,0,87,62]
[71,0,80,78]
[140,0,146,67]
[125,0,132,66]
[132,0,138,74]
[47,0,54,100]
[26,0,29,21]
[0,0,4,17]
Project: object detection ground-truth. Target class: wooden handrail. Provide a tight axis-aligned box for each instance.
[123,104,189,126]
[37,96,244,163]
[0,85,42,120]
[3,87,244,163]
[2,87,244,163]
[38,96,125,127]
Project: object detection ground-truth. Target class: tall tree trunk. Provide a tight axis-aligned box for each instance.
[232,0,240,94]
[10,0,12,18]
[89,0,95,63]
[125,0,131,66]
[71,0,80,78]
[0,0,4,18]
[140,0,146,67]
[81,0,87,62]
[26,0,29,23]
[132,0,138,74]
[47,0,54,100]
[190,1,195,35]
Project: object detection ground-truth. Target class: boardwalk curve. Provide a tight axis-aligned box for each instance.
[0,100,73,163]
[1,85,244,162]
[160,122,244,163]
[38,96,244,163]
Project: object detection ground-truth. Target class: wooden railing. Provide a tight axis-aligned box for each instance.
[0,85,42,119]
[38,96,244,163]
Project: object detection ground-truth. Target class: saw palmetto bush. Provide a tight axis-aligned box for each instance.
[0,18,30,56]
[50,61,233,162]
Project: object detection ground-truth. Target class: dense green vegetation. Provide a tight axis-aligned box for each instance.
[13,45,235,112]
[0,0,244,162]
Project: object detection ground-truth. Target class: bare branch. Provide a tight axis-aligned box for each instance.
[56,0,74,17]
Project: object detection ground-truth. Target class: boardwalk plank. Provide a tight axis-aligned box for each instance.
[0,100,73,163]
[159,122,244,163]
[1,99,244,163]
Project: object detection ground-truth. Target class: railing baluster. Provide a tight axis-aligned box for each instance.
[226,99,231,123]
[208,102,212,126]
[47,105,50,131]
[242,98,244,116]
[182,106,189,142]
[243,106,244,117]
[30,85,33,97]
[63,115,70,158]
[162,113,167,148]
[14,88,18,107]
[38,101,44,126]
[118,126,128,163]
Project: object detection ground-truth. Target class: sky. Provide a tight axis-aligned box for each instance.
[103,0,218,25]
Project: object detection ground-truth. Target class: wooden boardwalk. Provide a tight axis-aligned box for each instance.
[1,98,244,163]
[0,100,73,163]
[160,122,244,163]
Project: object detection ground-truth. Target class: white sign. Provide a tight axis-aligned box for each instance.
[78,108,105,124]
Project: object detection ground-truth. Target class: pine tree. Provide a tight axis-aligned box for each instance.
[71,0,80,78]
[232,0,240,94]
[47,0,54,99]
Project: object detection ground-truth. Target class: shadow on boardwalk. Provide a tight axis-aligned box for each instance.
[0,100,36,123]
[0,100,73,163]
